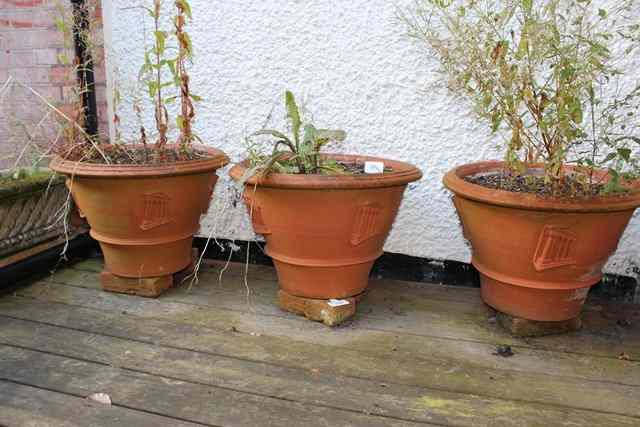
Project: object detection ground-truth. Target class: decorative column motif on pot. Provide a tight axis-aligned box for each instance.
[350,203,383,246]
[140,193,172,231]
[533,225,577,271]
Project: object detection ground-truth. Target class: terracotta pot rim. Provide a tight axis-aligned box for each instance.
[50,144,230,178]
[443,160,640,212]
[229,153,422,189]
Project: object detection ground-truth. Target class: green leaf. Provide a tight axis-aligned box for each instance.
[147,81,158,98]
[522,0,533,14]
[617,148,631,161]
[177,0,192,19]
[166,59,177,76]
[182,32,193,56]
[490,111,502,132]
[252,129,293,144]
[154,31,167,55]
[144,6,156,18]
[176,115,185,130]
[285,91,301,146]
[598,9,607,19]
[190,94,203,102]
[302,124,317,146]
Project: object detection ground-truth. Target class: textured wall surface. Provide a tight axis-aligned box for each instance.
[109,0,639,276]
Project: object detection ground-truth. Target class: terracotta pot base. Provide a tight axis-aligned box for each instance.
[272,258,375,300]
[480,274,590,322]
[99,237,193,278]
[100,248,198,297]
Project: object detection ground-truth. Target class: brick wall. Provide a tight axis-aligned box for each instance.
[0,0,107,169]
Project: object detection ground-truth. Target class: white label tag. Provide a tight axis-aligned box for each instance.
[328,299,351,307]
[364,161,384,174]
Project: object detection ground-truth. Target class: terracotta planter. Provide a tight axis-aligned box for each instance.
[230,154,422,299]
[444,161,640,321]
[50,145,229,278]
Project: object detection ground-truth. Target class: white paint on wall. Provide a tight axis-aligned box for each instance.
[108,0,639,276]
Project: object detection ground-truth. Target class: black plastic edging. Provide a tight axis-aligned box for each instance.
[70,0,99,137]
[0,234,97,295]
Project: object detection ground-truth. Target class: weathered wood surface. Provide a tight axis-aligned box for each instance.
[52,261,640,364]
[0,257,637,426]
[0,380,200,427]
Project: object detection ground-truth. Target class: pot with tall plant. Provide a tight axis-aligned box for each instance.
[402,0,640,321]
[49,0,229,295]
[230,91,422,325]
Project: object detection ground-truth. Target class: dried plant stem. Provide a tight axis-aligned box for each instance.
[15,79,109,164]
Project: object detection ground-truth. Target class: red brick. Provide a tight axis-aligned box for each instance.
[0,29,63,49]
[32,84,62,102]
[7,66,48,82]
[49,64,74,83]
[0,1,47,7]
[8,49,34,66]
[33,47,56,64]
[61,84,78,103]
[0,9,52,28]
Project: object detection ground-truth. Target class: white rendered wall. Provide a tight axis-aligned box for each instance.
[108,0,639,276]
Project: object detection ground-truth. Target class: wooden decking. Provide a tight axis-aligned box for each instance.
[0,257,638,426]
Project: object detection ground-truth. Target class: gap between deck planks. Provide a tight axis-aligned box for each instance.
[0,302,638,427]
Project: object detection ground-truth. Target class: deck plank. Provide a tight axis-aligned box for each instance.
[0,380,201,427]
[0,345,427,427]
[63,261,640,362]
[37,269,640,385]
[0,294,638,421]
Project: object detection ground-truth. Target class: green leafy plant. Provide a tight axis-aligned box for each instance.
[401,0,640,195]
[246,91,347,175]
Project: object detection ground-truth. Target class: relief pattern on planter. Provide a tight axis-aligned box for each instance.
[140,192,172,231]
[350,204,383,246]
[533,225,577,271]
[0,184,68,257]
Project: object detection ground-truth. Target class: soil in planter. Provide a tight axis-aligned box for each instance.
[283,162,394,175]
[65,145,214,165]
[465,172,607,198]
